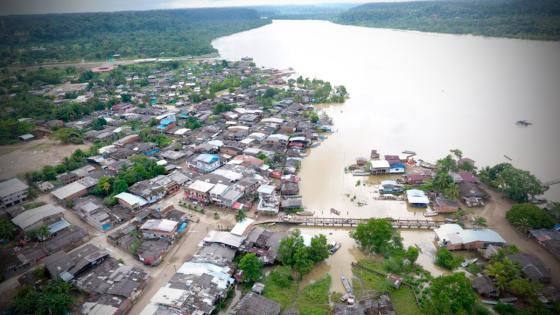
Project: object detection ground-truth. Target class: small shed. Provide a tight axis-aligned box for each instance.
[19,134,35,141]
[472,276,498,298]
[433,196,460,213]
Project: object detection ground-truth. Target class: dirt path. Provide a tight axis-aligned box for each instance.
[479,189,560,287]
[128,193,236,315]
[127,219,212,315]
[0,138,89,180]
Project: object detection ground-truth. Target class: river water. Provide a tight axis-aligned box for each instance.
[213,20,560,290]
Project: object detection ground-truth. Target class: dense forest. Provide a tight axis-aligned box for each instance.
[0,8,270,65]
[337,0,560,40]
[253,4,355,20]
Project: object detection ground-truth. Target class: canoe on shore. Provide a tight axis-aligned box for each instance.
[341,275,353,294]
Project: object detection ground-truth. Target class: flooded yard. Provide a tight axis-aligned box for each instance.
[273,225,446,293]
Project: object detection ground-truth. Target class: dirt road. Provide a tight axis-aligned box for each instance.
[479,189,560,287]
[0,138,89,180]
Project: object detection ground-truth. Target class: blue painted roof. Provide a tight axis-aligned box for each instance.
[196,153,219,164]
[48,218,71,234]
[390,163,406,169]
[159,117,175,126]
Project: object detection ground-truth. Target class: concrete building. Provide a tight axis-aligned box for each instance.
[0,178,29,208]
[434,224,506,250]
[140,219,179,241]
[114,192,148,209]
[12,204,65,232]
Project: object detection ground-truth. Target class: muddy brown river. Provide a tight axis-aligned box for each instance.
[214,20,560,290]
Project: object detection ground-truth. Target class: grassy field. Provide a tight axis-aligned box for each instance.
[391,287,422,315]
[295,275,331,315]
[263,267,332,315]
[263,266,298,311]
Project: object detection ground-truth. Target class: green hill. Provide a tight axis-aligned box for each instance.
[337,0,560,40]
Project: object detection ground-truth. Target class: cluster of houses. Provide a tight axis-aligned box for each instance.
[140,219,286,315]
[108,204,190,266]
[0,177,89,279]
[1,58,337,313]
[44,243,150,314]
[359,151,488,213]
[529,228,560,261]
[333,293,395,315]
[36,57,328,226]
[433,223,559,304]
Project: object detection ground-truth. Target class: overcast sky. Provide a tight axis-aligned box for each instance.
[0,0,413,15]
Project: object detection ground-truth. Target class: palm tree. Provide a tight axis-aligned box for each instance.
[485,258,521,294]
[473,216,487,227]
[450,149,463,159]
[235,210,246,222]
[444,183,460,200]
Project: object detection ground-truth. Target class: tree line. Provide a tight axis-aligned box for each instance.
[0,8,270,65]
[337,0,560,41]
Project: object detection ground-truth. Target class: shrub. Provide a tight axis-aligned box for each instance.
[506,203,554,232]
[435,248,462,270]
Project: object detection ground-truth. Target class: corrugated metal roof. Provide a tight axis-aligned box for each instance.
[12,204,64,230]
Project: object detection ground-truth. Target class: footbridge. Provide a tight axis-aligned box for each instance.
[259,216,445,229]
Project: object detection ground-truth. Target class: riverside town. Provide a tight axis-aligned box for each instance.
[1,2,560,315]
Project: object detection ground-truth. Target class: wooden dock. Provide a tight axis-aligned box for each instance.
[274,216,444,229]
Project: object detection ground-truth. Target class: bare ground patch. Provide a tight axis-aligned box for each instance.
[0,137,89,180]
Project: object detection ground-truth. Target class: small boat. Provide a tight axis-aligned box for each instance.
[357,201,367,207]
[424,209,439,217]
[418,159,436,169]
[351,171,370,176]
[516,120,532,126]
[328,241,342,254]
[461,258,478,268]
[330,208,341,215]
[504,155,512,161]
[341,275,353,294]
[402,150,416,155]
